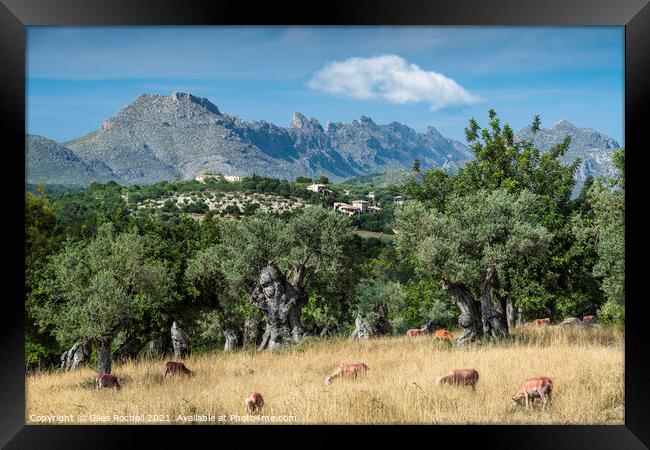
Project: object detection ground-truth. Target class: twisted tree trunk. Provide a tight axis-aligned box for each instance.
[319,321,339,338]
[373,303,391,335]
[349,313,374,340]
[145,339,163,359]
[243,313,263,348]
[60,340,90,371]
[441,269,510,345]
[252,261,307,350]
[506,294,517,332]
[96,338,113,374]
[171,321,191,359]
[479,268,510,340]
[223,328,239,352]
[257,324,271,352]
[441,280,482,345]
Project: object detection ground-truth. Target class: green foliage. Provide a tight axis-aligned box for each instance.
[396,110,611,323]
[181,201,209,214]
[459,111,577,211]
[396,189,552,290]
[199,206,360,335]
[401,168,453,211]
[351,207,394,233]
[402,278,459,330]
[353,280,405,332]
[36,223,176,346]
[25,189,63,368]
[23,111,625,367]
[243,202,260,215]
[572,149,624,325]
[223,204,242,217]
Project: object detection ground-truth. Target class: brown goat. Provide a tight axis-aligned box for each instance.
[95,373,121,390]
[164,361,194,378]
[325,362,369,385]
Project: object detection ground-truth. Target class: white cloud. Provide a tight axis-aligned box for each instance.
[308,54,479,111]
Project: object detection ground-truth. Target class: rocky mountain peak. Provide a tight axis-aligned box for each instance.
[426,126,443,137]
[290,112,322,131]
[291,112,307,128]
[359,115,375,125]
[169,92,220,115]
[553,119,578,131]
[514,121,621,194]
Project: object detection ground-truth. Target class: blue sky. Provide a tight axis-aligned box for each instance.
[27,26,624,144]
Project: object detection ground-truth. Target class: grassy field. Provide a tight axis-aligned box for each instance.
[26,326,623,425]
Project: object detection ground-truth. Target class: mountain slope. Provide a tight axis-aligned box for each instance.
[27,93,621,189]
[26,134,117,186]
[516,120,621,190]
[61,92,473,185]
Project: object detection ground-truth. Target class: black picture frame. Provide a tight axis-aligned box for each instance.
[2,0,649,448]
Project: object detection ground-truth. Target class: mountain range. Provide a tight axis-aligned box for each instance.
[25,92,621,190]
[515,119,621,190]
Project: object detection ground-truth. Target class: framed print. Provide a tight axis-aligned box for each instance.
[2,0,649,448]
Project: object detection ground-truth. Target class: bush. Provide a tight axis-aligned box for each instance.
[182,202,209,214]
[223,204,241,216]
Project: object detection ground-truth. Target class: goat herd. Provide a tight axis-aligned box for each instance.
[89,314,591,416]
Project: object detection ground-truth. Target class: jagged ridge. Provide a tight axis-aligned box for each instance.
[57,92,473,185]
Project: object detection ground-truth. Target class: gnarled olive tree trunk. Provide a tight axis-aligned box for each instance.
[441,268,510,345]
[350,304,390,339]
[506,294,517,332]
[373,304,391,335]
[243,312,264,348]
[349,313,374,340]
[96,338,113,374]
[441,280,483,345]
[479,267,511,340]
[319,321,339,338]
[223,328,239,352]
[252,261,307,350]
[60,340,90,371]
[171,321,191,359]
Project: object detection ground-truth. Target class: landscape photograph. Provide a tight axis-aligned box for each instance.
[25,26,624,425]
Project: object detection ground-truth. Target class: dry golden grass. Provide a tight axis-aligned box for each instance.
[26,325,624,425]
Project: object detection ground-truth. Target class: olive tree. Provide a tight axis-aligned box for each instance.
[396,189,552,344]
[350,280,405,338]
[185,244,250,352]
[208,206,356,350]
[38,223,175,373]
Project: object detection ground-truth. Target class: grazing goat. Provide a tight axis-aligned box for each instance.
[95,373,121,390]
[406,326,428,337]
[164,361,194,377]
[436,368,480,391]
[325,362,369,385]
[531,318,551,326]
[511,377,553,410]
[433,329,454,342]
[244,391,264,413]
